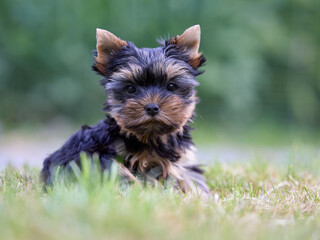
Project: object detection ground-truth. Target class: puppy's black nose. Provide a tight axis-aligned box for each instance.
[145,103,160,116]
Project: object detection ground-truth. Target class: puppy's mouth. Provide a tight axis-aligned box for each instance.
[125,116,179,136]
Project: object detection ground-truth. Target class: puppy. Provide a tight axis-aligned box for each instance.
[41,25,209,197]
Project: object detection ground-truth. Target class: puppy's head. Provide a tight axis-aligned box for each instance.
[93,25,205,142]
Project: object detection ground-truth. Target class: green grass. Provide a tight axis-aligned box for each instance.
[1,153,320,240]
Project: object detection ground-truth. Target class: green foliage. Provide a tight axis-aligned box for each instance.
[0,0,319,129]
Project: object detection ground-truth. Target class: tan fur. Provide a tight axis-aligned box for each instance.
[126,150,170,178]
[170,148,209,198]
[164,62,191,81]
[170,25,204,69]
[112,93,196,143]
[123,145,194,177]
[110,64,143,83]
[95,28,127,74]
[176,25,201,57]
[118,163,137,182]
[112,62,189,84]
[151,61,189,82]
[120,144,207,197]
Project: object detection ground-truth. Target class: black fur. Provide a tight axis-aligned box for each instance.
[42,118,119,184]
[41,116,196,184]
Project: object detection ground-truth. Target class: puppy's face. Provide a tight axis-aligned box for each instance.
[93,26,205,142]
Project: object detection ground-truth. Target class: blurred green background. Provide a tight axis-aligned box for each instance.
[0,0,319,143]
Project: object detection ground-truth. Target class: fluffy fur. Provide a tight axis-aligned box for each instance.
[41,25,209,197]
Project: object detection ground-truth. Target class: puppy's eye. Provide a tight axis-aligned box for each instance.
[126,85,136,94]
[167,83,177,91]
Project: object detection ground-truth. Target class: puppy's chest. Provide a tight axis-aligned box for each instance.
[113,139,196,176]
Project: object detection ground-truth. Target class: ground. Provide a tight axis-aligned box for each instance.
[1,125,320,239]
[1,148,320,240]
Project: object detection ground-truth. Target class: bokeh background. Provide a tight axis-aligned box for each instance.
[0,0,319,154]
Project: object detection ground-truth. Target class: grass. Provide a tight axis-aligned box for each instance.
[1,152,320,240]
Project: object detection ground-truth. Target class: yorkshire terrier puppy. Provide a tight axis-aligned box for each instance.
[41,25,209,196]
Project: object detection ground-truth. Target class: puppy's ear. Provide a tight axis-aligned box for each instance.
[170,25,204,68]
[94,28,127,75]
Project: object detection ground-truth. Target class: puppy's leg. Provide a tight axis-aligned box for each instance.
[41,119,118,184]
[183,165,210,195]
[99,154,136,181]
[170,164,210,199]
